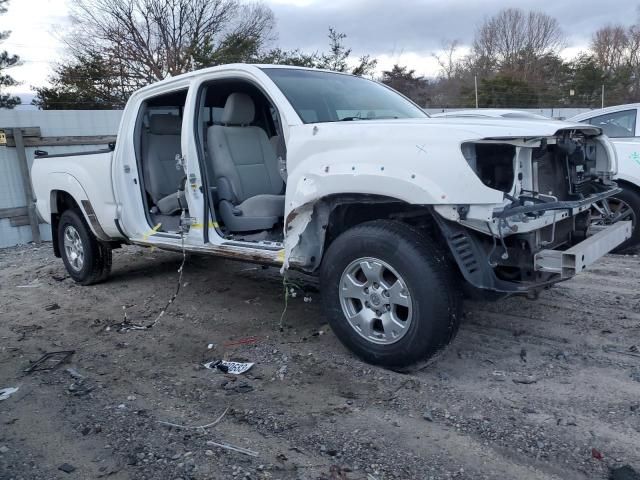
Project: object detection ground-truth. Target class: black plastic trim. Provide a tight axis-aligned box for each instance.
[35,149,112,159]
[431,210,561,294]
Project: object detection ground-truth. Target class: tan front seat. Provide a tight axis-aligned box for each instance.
[207,93,284,232]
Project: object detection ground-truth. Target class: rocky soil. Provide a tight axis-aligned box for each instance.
[1,243,639,480]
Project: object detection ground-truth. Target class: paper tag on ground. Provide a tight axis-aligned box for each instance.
[204,360,254,375]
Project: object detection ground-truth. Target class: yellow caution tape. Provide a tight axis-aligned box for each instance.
[191,220,219,229]
[142,223,162,241]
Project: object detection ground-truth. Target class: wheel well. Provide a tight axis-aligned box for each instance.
[616,179,640,197]
[50,191,81,257]
[285,194,450,272]
[324,199,441,250]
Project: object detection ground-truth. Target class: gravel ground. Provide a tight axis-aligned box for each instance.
[0,243,639,480]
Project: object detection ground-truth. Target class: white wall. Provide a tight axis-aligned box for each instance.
[0,110,123,248]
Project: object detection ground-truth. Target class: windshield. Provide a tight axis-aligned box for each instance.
[262,68,427,124]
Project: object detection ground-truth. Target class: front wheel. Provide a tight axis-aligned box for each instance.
[591,186,640,253]
[58,209,112,285]
[320,220,462,367]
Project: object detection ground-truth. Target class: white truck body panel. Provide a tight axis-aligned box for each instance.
[32,151,120,239]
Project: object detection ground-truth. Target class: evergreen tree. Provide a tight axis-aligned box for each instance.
[0,0,20,109]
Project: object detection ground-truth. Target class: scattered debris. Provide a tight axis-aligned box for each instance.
[51,274,68,282]
[603,345,640,358]
[610,465,640,480]
[513,375,538,385]
[328,464,349,479]
[58,463,77,473]
[204,360,254,375]
[221,380,254,394]
[110,224,187,332]
[205,440,259,457]
[158,407,229,431]
[66,368,84,380]
[68,381,95,397]
[65,368,95,396]
[519,348,527,363]
[13,324,42,342]
[592,447,604,460]
[422,410,434,422]
[0,387,19,401]
[557,416,577,426]
[24,350,75,374]
[45,303,61,311]
[0,446,9,454]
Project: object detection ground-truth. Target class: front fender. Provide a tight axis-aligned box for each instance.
[285,164,446,219]
[283,123,507,219]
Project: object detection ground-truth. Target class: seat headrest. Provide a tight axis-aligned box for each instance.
[222,93,255,125]
[148,114,181,135]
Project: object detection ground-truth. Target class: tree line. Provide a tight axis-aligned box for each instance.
[422,7,640,108]
[0,1,639,109]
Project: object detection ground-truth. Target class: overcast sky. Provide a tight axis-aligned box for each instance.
[1,0,639,104]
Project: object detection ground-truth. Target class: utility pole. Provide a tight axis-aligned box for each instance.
[474,75,479,109]
[601,84,605,109]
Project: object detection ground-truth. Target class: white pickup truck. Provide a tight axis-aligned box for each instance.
[569,104,640,251]
[31,64,631,367]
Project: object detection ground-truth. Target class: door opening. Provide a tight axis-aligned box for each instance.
[135,89,188,233]
[195,79,287,243]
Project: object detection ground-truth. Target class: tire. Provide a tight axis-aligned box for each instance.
[58,209,112,285]
[591,186,640,253]
[320,220,462,367]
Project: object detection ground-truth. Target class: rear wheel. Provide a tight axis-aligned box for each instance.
[58,209,112,285]
[591,186,640,252]
[320,220,462,367]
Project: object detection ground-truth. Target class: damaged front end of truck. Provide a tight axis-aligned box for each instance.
[282,121,631,297]
[432,126,632,295]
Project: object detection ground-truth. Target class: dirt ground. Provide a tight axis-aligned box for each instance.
[1,242,639,480]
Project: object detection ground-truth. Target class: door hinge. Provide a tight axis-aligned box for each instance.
[175,154,186,171]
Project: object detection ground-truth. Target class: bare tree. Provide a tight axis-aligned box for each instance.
[472,8,564,78]
[591,25,628,73]
[67,0,275,87]
[433,39,461,80]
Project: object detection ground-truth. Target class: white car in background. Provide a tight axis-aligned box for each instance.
[431,109,550,120]
[570,105,640,251]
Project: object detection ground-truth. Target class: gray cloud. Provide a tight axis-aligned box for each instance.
[265,0,639,57]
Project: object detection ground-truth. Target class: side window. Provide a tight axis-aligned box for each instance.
[587,109,637,138]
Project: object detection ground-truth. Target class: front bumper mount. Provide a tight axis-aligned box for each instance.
[534,221,632,279]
